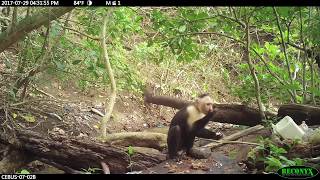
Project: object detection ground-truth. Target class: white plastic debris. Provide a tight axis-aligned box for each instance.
[271,116,305,140]
[299,121,309,132]
[126,171,142,174]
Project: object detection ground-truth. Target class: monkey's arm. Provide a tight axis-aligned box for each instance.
[192,111,223,139]
[191,111,214,131]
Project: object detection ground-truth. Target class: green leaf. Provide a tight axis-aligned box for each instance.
[21,114,36,123]
[265,42,280,60]
[296,96,303,103]
[97,62,106,69]
[12,113,17,119]
[55,61,65,70]
[87,64,95,71]
[293,158,305,166]
[279,155,289,162]
[92,70,99,79]
[178,25,187,33]
[266,156,282,167]
[196,11,209,20]
[72,60,82,65]
[128,146,134,156]
[19,169,30,174]
[252,43,265,55]
[277,7,292,18]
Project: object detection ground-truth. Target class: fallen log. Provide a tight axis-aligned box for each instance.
[144,91,320,126]
[278,104,320,125]
[104,132,167,151]
[0,146,33,173]
[144,91,266,126]
[1,130,166,174]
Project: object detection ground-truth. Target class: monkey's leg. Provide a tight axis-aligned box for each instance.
[185,135,195,157]
[167,126,182,160]
[184,134,211,159]
[195,128,223,140]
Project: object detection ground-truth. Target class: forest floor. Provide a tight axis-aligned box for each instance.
[11,77,259,174]
[0,45,258,174]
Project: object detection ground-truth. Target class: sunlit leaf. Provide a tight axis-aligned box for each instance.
[178,25,187,33]
[12,113,18,119]
[128,146,134,156]
[21,114,36,123]
[19,169,30,174]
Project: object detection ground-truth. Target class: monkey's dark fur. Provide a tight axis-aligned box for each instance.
[167,94,218,159]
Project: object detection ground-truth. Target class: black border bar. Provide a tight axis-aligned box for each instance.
[0,0,319,6]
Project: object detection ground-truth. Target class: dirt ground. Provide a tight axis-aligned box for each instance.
[9,78,254,174]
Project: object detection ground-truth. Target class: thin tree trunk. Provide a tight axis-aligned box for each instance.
[100,10,117,139]
[26,7,30,18]
[9,7,17,33]
[309,57,316,105]
[308,7,316,105]
[245,15,265,120]
[299,8,307,103]
[273,7,297,103]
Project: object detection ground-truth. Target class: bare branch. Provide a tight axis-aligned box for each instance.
[63,26,100,40]
[215,12,245,28]
[184,31,244,45]
[183,28,298,103]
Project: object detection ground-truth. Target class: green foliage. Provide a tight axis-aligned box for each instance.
[16,169,31,174]
[20,113,36,123]
[149,8,212,62]
[32,7,145,93]
[126,146,136,172]
[127,146,135,156]
[225,7,320,106]
[248,136,306,172]
[81,167,102,174]
[232,34,320,104]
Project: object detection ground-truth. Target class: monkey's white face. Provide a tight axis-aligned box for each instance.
[196,96,213,114]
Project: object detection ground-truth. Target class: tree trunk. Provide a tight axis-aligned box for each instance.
[100,10,117,139]
[0,7,74,53]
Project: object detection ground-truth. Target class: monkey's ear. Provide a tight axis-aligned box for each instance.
[195,98,201,105]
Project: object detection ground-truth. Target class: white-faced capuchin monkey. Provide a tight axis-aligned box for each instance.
[167,93,220,160]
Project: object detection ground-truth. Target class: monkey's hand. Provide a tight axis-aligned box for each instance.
[205,111,215,118]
